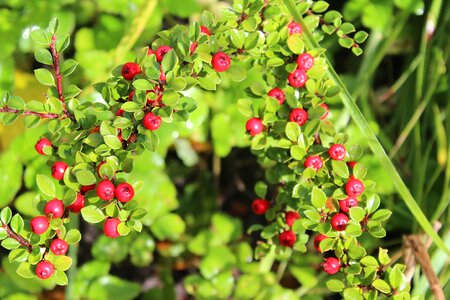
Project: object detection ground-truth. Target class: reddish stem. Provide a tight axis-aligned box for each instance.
[50,35,70,115]
[0,106,60,119]
[1,222,32,251]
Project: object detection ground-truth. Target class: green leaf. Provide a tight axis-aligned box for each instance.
[312,1,329,13]
[151,214,185,241]
[1,238,20,250]
[8,248,29,263]
[372,279,391,294]
[34,49,53,65]
[360,256,379,267]
[36,174,56,197]
[104,135,123,150]
[133,79,153,90]
[10,214,24,233]
[7,96,26,110]
[354,31,369,44]
[290,145,306,161]
[61,59,79,76]
[311,187,327,208]
[286,122,300,141]
[349,207,366,223]
[54,270,68,285]
[81,206,105,223]
[1,207,12,224]
[389,266,405,289]
[161,50,179,73]
[34,68,55,86]
[16,262,35,279]
[287,34,304,54]
[198,77,217,90]
[75,170,97,185]
[371,209,392,222]
[53,256,72,271]
[30,29,51,46]
[378,248,391,265]
[65,229,81,244]
[227,65,247,82]
[326,279,345,292]
[332,160,349,178]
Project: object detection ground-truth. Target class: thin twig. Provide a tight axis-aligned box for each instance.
[1,222,32,251]
[0,106,60,119]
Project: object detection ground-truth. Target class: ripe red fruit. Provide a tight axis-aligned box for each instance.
[115,183,135,203]
[30,216,49,235]
[339,197,358,213]
[279,230,296,247]
[329,144,347,160]
[267,88,285,104]
[331,213,349,231]
[36,261,55,280]
[322,257,341,275]
[320,103,329,120]
[50,238,68,255]
[156,45,173,62]
[44,199,65,218]
[287,21,302,35]
[190,42,198,55]
[251,199,270,215]
[143,112,162,131]
[245,118,264,136]
[121,62,141,81]
[96,180,115,201]
[147,48,154,56]
[128,90,135,100]
[296,53,314,71]
[104,218,121,238]
[67,193,85,213]
[35,138,52,155]
[115,109,124,117]
[211,52,231,72]
[285,211,300,227]
[51,161,68,181]
[345,178,365,197]
[200,25,211,35]
[288,69,307,88]
[313,234,327,252]
[289,108,308,126]
[80,184,95,194]
[304,156,323,171]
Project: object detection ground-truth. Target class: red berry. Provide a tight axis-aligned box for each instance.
[251,199,270,215]
[143,112,162,131]
[320,103,329,120]
[313,234,327,252]
[347,161,357,168]
[279,230,296,247]
[115,182,134,203]
[296,53,314,71]
[267,88,285,104]
[115,109,124,117]
[147,48,154,56]
[104,218,121,238]
[345,178,364,197]
[80,184,95,195]
[36,261,54,280]
[128,90,135,101]
[329,144,346,160]
[285,211,300,227]
[30,216,49,235]
[44,199,65,218]
[35,138,52,155]
[339,197,358,213]
[51,161,68,181]
[322,257,341,275]
[200,25,211,35]
[287,21,302,35]
[156,45,172,62]
[288,69,307,88]
[211,52,231,72]
[190,42,198,55]
[331,213,349,231]
[50,238,68,255]
[121,62,141,81]
[68,193,85,213]
[160,70,166,84]
[289,108,308,126]
[304,156,323,171]
[245,118,264,136]
[96,180,115,201]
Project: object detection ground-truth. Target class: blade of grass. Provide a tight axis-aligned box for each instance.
[282,0,450,255]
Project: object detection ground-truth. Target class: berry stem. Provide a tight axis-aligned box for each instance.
[1,222,32,251]
[50,35,71,118]
[0,106,60,119]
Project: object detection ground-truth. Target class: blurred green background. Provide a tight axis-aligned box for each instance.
[0,0,448,299]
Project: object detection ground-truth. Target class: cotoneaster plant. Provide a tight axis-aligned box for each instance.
[0,1,415,298]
